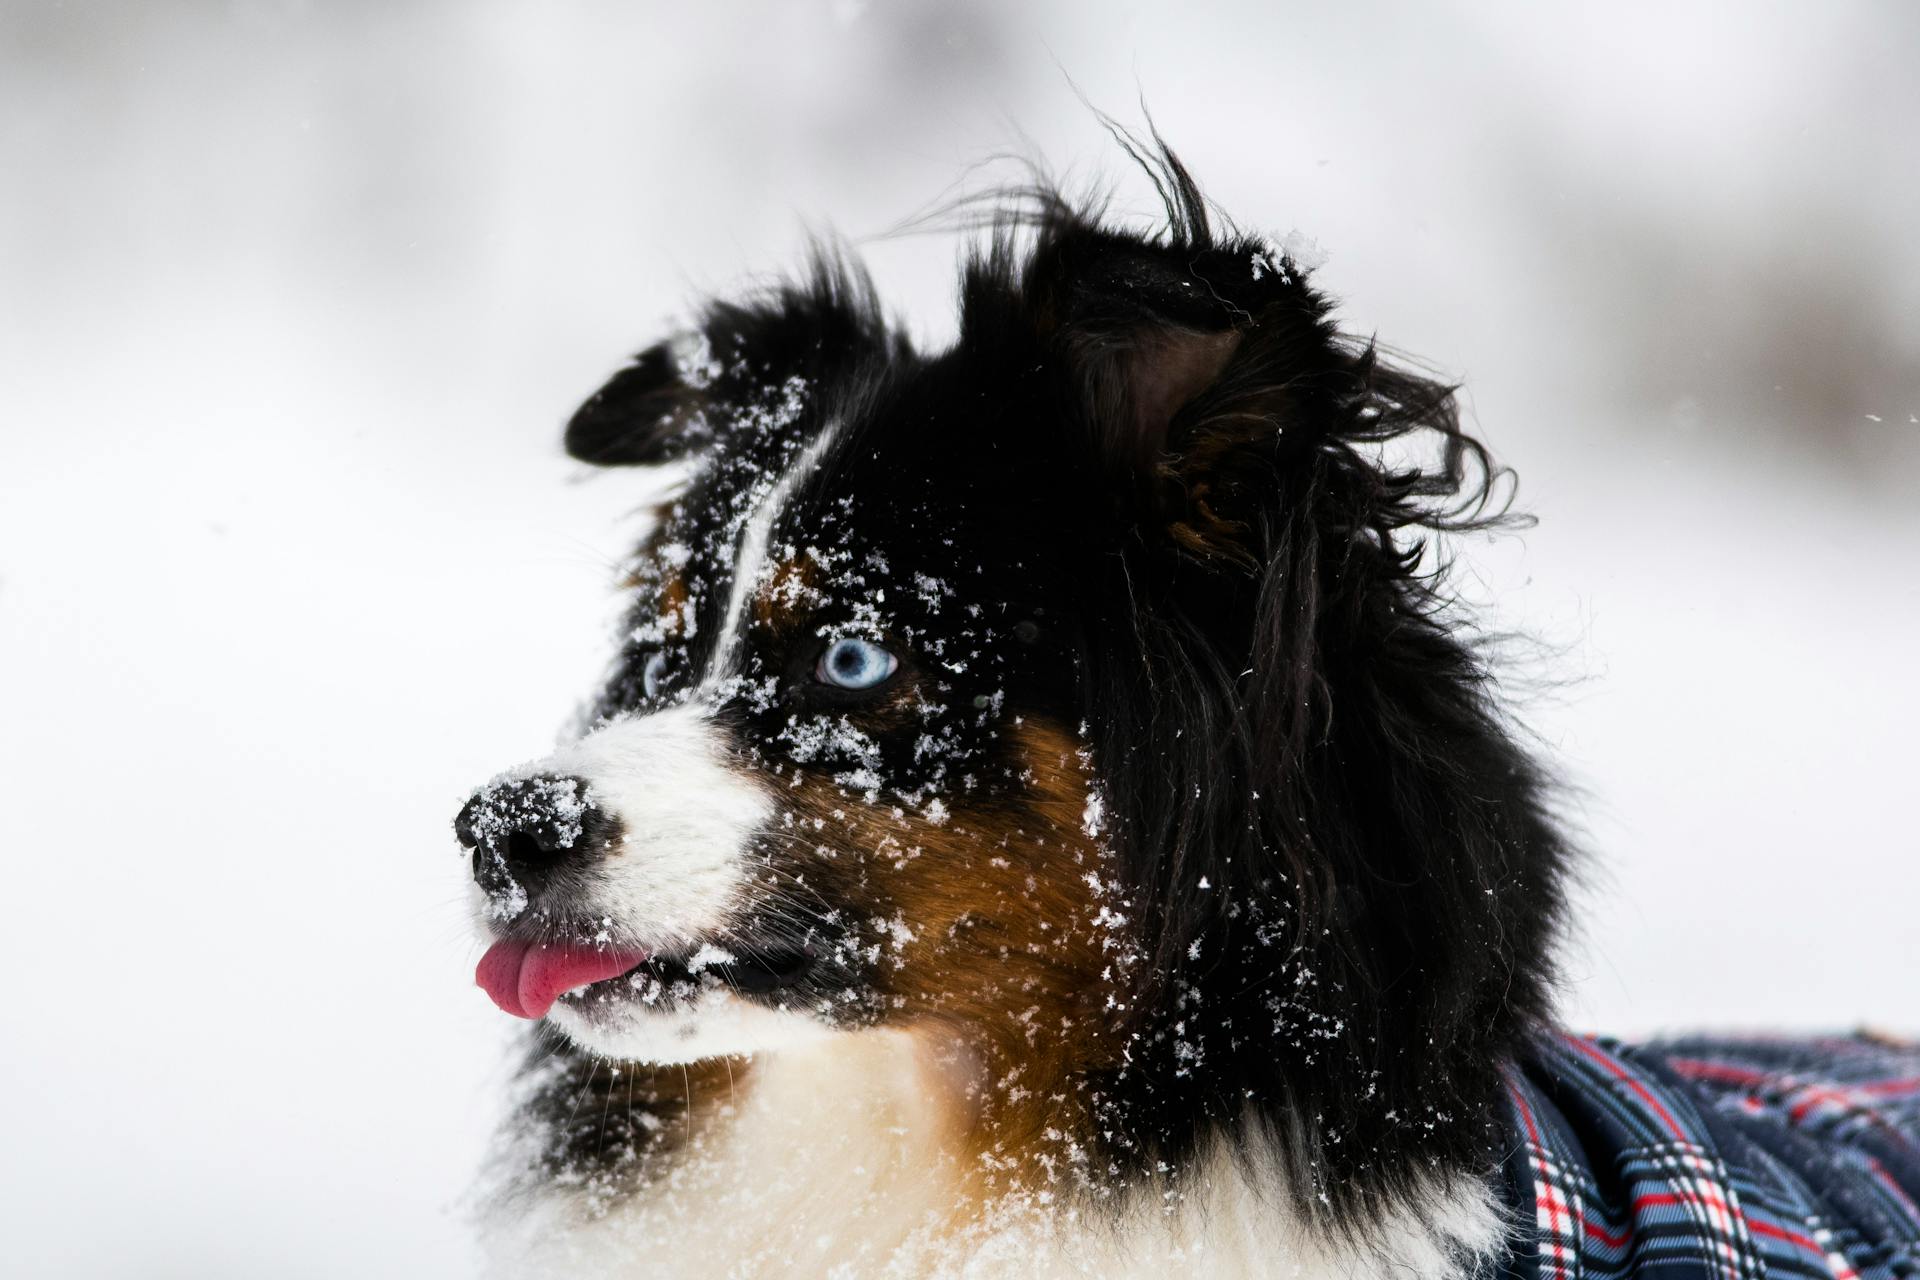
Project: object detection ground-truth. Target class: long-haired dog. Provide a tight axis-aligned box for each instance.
[456,153,1920,1278]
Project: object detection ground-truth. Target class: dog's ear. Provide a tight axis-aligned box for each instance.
[1031,231,1353,570]
[565,340,712,466]
[567,262,899,469]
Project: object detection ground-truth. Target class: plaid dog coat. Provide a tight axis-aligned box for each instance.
[1500,1033,1920,1280]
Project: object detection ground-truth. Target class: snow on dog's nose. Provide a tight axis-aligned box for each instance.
[454,773,620,919]
[457,707,772,952]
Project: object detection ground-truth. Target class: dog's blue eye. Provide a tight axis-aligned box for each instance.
[816,637,897,690]
[642,651,669,699]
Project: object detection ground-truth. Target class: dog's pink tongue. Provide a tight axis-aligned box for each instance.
[475,939,535,1017]
[475,940,647,1020]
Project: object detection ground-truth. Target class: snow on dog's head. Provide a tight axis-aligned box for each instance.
[455,269,1130,1076]
[457,157,1568,1219]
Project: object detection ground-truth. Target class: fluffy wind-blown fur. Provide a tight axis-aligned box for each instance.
[950,160,1570,1225]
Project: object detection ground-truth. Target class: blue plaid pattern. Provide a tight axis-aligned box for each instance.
[1500,1033,1920,1280]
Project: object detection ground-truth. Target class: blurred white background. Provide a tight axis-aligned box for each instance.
[3,2,1916,1275]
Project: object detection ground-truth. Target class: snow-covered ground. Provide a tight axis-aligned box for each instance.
[2,3,1915,1275]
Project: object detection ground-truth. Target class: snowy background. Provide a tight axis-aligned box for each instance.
[3,2,1916,1275]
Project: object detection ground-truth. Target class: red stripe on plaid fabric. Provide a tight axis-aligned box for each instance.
[1632,1192,1735,1220]
[1860,1079,1920,1097]
[1510,1074,1545,1148]
[1668,1059,1773,1088]
[1791,1086,1866,1123]
[1566,1035,1690,1142]
[1746,1219,1824,1256]
[1858,1082,1920,1105]
[1581,1219,1630,1249]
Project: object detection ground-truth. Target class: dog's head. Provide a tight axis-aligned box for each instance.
[459,161,1567,1210]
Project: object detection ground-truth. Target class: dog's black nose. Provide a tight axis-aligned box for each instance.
[454,774,618,911]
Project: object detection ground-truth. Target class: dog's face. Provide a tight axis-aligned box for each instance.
[461,308,1138,1067]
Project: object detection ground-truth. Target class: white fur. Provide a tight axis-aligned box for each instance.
[490,704,770,952]
[483,1029,1506,1279]
[706,421,842,683]
[549,987,838,1064]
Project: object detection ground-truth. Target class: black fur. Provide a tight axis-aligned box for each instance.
[1006,159,1569,1224]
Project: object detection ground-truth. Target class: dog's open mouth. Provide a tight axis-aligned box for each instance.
[475,937,817,1019]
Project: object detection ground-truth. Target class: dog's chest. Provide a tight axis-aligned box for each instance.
[484,1032,1500,1279]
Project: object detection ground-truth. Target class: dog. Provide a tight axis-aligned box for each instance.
[456,151,1920,1278]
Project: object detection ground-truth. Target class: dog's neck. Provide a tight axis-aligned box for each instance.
[485,1028,1502,1279]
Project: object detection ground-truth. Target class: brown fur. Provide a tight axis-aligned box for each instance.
[760,720,1133,1198]
[752,553,827,633]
